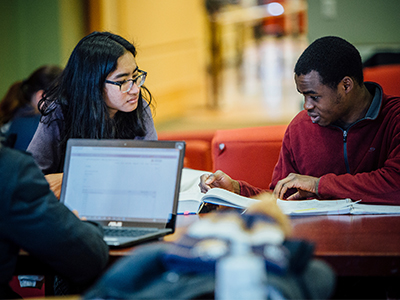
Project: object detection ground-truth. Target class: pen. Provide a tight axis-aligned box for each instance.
[183,211,196,215]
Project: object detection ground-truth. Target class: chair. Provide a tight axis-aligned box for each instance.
[158,129,216,171]
[6,114,40,151]
[9,276,45,299]
[211,125,287,189]
[363,64,400,96]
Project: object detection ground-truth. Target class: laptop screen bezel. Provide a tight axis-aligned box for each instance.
[59,138,185,231]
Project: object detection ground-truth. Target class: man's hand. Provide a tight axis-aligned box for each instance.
[198,170,240,194]
[273,173,319,200]
[45,173,63,200]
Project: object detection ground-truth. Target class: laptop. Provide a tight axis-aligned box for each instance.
[60,139,185,248]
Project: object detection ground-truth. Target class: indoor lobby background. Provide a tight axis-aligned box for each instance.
[1,0,400,133]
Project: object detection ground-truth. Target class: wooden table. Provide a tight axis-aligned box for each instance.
[288,214,400,298]
[16,213,400,298]
[17,214,400,277]
[289,214,400,277]
[107,215,199,264]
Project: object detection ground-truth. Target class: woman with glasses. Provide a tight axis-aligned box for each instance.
[27,31,157,178]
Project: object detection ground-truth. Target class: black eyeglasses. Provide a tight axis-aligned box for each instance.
[105,69,147,93]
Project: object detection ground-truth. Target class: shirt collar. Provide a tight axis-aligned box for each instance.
[364,82,382,120]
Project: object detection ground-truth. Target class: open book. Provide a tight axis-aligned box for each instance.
[177,169,259,214]
[178,171,400,215]
[179,187,258,214]
[177,168,210,214]
[192,191,359,215]
[277,199,400,215]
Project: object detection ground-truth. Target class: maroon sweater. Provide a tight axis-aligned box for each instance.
[239,83,400,204]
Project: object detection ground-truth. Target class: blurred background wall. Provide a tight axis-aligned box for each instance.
[1,0,399,128]
[307,0,400,59]
[0,0,86,97]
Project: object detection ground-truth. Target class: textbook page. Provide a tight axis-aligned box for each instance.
[178,190,203,214]
[201,188,260,209]
[177,169,260,214]
[276,199,354,216]
[178,168,210,214]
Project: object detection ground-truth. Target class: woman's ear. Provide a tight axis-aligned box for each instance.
[31,90,44,112]
[33,90,44,104]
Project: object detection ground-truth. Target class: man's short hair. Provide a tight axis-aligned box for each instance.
[294,36,364,89]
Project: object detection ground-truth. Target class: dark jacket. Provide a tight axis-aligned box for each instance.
[0,145,109,298]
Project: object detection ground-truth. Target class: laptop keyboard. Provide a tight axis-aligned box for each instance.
[103,227,157,237]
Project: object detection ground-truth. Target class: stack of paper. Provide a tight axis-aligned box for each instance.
[276,199,354,216]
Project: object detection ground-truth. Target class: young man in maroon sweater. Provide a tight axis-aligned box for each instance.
[200,36,400,205]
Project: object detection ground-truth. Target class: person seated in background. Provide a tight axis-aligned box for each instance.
[200,36,400,205]
[0,142,109,298]
[0,65,62,150]
[27,31,157,196]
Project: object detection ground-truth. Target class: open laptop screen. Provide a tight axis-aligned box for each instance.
[60,139,185,225]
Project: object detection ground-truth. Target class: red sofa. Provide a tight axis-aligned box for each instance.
[159,124,287,190]
[363,64,400,96]
[158,129,216,172]
[211,125,287,189]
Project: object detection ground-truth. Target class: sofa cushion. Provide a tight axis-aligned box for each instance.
[212,125,287,189]
[364,64,400,96]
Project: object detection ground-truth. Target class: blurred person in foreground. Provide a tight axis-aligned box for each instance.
[0,142,109,298]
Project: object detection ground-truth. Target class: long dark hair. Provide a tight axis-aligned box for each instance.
[0,65,62,126]
[39,31,154,147]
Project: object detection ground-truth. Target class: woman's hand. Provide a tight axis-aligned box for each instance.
[45,173,63,200]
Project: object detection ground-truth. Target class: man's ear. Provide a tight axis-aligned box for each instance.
[341,76,354,93]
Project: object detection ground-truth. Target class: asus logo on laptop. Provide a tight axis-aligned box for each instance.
[108,221,123,227]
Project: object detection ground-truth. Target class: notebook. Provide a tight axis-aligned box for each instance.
[60,139,185,248]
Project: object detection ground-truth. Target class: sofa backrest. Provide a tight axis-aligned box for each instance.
[211,125,287,190]
[158,129,216,171]
[363,64,400,96]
